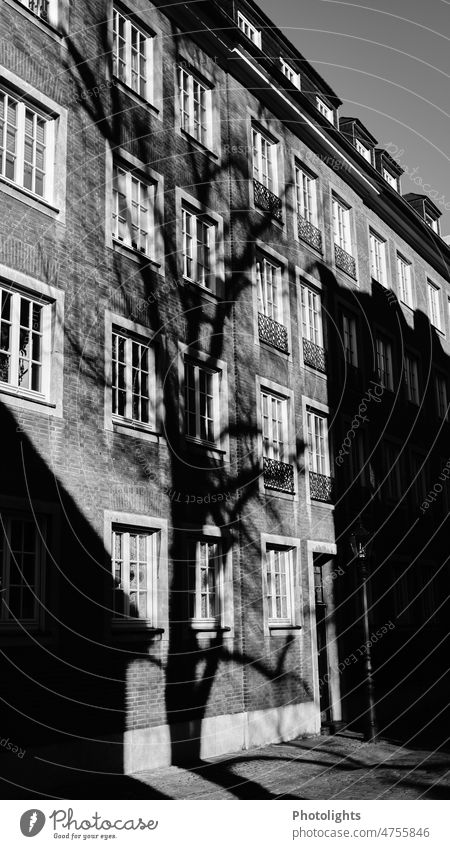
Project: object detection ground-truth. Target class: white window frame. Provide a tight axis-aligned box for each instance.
[187,537,223,626]
[435,373,448,420]
[382,441,402,501]
[316,97,334,124]
[111,326,156,429]
[112,5,154,102]
[332,196,352,254]
[375,334,394,391]
[397,254,413,308]
[105,511,168,633]
[280,59,300,89]
[111,525,159,625]
[306,408,330,477]
[0,84,55,204]
[0,510,47,628]
[295,163,318,226]
[369,230,388,286]
[383,168,399,191]
[178,66,213,149]
[404,353,419,405]
[427,281,442,331]
[261,534,300,634]
[0,284,51,399]
[265,545,295,625]
[256,256,283,323]
[355,138,372,163]
[184,358,220,446]
[181,204,216,290]
[18,0,60,29]
[300,283,323,348]
[0,266,64,417]
[111,161,156,257]
[425,211,440,234]
[261,388,289,463]
[252,126,278,194]
[237,11,261,46]
[342,309,358,367]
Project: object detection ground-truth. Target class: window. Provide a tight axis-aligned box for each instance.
[112,163,155,255]
[252,127,277,192]
[316,97,334,124]
[187,537,223,623]
[113,7,153,101]
[237,11,261,46]
[256,257,282,322]
[300,285,323,347]
[280,59,300,89]
[111,328,155,428]
[410,452,427,505]
[435,374,448,420]
[382,168,399,191]
[265,546,294,623]
[0,513,45,626]
[181,205,216,289]
[332,197,352,254]
[425,211,439,234]
[0,87,55,201]
[404,353,419,404]
[375,335,393,390]
[397,255,413,307]
[382,443,402,501]
[184,359,220,445]
[112,525,159,624]
[261,390,288,462]
[427,281,442,331]
[307,410,330,476]
[369,230,387,285]
[19,0,58,27]
[178,67,212,148]
[355,138,372,163]
[342,311,358,367]
[295,164,318,226]
[0,285,51,396]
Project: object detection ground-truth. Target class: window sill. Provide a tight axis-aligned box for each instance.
[190,622,231,632]
[0,175,60,219]
[111,417,161,443]
[268,623,302,636]
[112,621,164,633]
[4,0,63,42]
[112,77,161,118]
[183,278,222,302]
[111,239,162,270]
[179,128,219,160]
[0,383,55,408]
[185,437,226,457]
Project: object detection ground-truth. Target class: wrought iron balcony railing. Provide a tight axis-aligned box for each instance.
[253,180,283,222]
[309,471,334,503]
[258,313,289,353]
[303,338,327,373]
[297,214,323,252]
[28,0,49,20]
[263,457,295,494]
[335,244,357,279]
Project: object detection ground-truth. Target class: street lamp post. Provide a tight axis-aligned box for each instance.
[349,521,377,743]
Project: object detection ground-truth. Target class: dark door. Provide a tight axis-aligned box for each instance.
[314,555,331,723]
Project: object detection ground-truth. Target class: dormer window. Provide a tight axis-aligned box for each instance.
[383,168,399,192]
[425,211,440,234]
[280,59,300,90]
[316,97,334,124]
[355,138,372,163]
[237,11,261,47]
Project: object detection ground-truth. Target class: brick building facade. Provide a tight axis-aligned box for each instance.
[0,0,448,788]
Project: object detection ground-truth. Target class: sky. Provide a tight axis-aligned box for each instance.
[256,0,450,234]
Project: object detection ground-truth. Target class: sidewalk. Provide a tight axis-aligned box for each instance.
[128,732,450,801]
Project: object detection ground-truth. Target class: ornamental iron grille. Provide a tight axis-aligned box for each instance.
[28,0,49,19]
[254,180,283,222]
[303,338,327,372]
[335,244,357,279]
[263,457,295,494]
[309,471,334,503]
[297,214,323,252]
[258,313,289,353]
